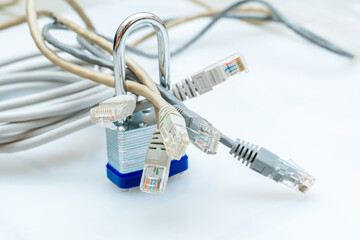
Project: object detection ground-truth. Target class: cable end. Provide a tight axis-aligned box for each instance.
[90,95,136,129]
[140,130,170,194]
[173,52,248,101]
[250,148,316,193]
[159,105,190,160]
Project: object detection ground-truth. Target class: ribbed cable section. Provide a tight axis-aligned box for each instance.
[172,77,198,101]
[148,130,165,151]
[229,138,259,166]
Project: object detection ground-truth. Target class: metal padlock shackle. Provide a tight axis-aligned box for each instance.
[113,12,171,95]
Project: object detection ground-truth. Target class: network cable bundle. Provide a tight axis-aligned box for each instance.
[1,0,357,195]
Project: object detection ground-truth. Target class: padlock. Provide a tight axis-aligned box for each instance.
[106,13,188,190]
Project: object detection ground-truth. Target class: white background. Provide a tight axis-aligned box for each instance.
[1,0,360,239]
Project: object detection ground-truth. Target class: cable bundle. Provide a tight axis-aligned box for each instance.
[3,0,353,193]
[0,70,113,152]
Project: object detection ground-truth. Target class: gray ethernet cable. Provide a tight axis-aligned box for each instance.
[140,130,171,194]
[229,139,315,193]
[172,52,248,101]
[174,105,220,154]
[158,86,316,193]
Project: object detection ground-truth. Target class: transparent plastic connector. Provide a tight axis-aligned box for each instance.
[172,52,248,101]
[187,125,220,154]
[173,105,220,154]
[191,52,248,89]
[140,165,169,194]
[214,53,249,81]
[270,158,316,193]
[90,95,136,129]
[160,124,189,160]
[235,145,316,194]
[90,105,119,129]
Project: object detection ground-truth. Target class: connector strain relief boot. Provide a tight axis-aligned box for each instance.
[229,138,259,166]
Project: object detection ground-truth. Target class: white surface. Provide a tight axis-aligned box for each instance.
[1,1,360,239]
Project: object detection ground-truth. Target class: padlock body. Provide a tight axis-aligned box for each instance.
[105,108,188,189]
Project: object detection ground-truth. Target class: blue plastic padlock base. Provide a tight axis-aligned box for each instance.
[106,154,189,189]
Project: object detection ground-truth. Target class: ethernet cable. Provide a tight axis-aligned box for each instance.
[1,0,354,61]
[26,0,165,96]
[130,5,272,50]
[83,11,189,160]
[1,6,173,152]
[3,0,316,194]
[0,0,18,9]
[41,20,322,180]
[0,70,83,85]
[228,138,315,193]
[0,69,147,153]
[172,52,248,101]
[2,9,162,112]
[0,70,154,152]
[157,84,222,155]
[130,0,354,58]
[28,11,324,192]
[39,8,353,64]
[125,14,272,59]
[40,22,143,83]
[0,70,150,123]
[27,1,170,114]
[0,50,60,68]
[0,1,189,155]
[0,0,93,29]
[0,0,95,32]
[0,49,316,194]
[157,85,316,193]
[0,78,96,110]
[0,66,316,193]
[100,22,155,124]
[0,116,67,135]
[21,0,356,93]
[0,81,63,95]
[27,0,179,147]
[25,0,117,87]
[0,114,92,153]
[157,105,190,160]
[90,94,137,129]
[174,105,220,154]
[0,70,111,150]
[76,35,111,60]
[0,52,89,75]
[140,130,171,194]
[40,26,250,103]
[42,23,114,70]
[71,13,269,60]
[44,36,251,106]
